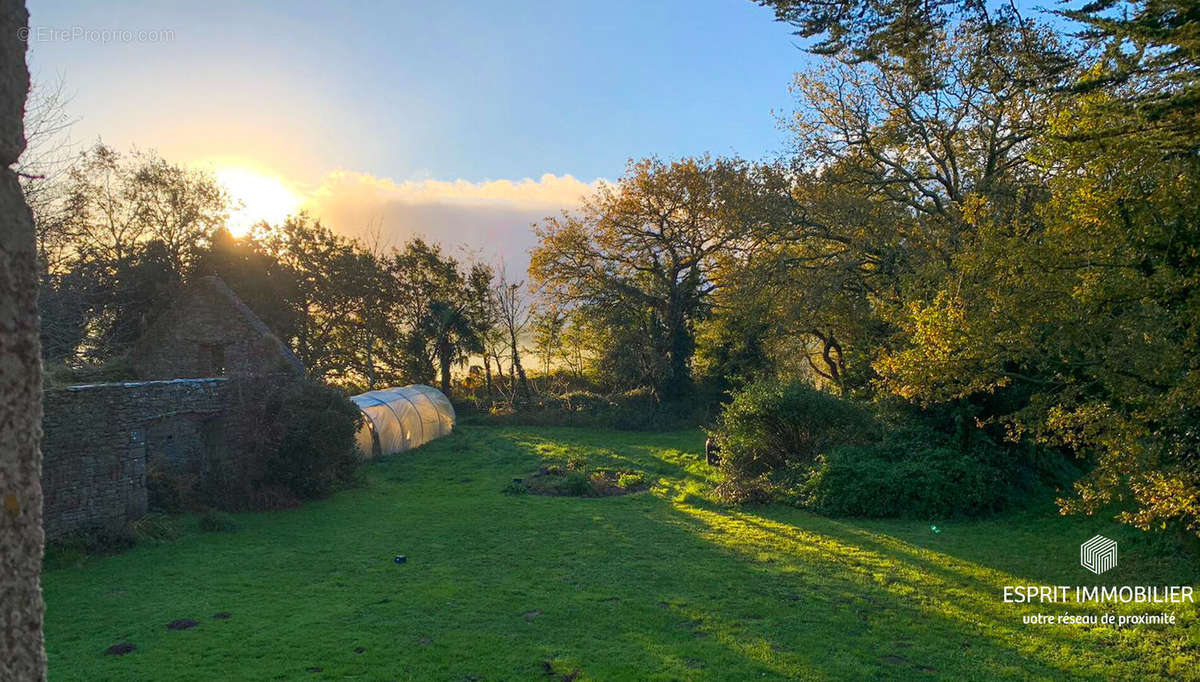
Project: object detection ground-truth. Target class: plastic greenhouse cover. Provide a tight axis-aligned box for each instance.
[349,384,455,458]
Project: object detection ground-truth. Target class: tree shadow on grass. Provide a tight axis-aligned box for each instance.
[655,498,1198,680]
[488,427,1195,680]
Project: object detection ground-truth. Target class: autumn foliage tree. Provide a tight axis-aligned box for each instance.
[749,0,1200,535]
[530,156,784,400]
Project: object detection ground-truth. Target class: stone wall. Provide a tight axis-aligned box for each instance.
[40,375,290,540]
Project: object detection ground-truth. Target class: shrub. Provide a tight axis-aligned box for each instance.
[132,513,182,542]
[77,524,137,555]
[713,475,775,505]
[711,381,1028,517]
[798,434,1010,519]
[562,471,594,496]
[561,390,611,413]
[502,479,528,495]
[469,388,706,431]
[713,380,875,482]
[43,355,136,388]
[263,380,361,500]
[197,510,238,533]
[617,472,646,489]
[606,387,660,428]
[44,521,145,569]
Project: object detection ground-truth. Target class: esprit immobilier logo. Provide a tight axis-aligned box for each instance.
[1080,535,1118,575]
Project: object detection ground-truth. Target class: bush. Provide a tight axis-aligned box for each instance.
[467,387,709,431]
[561,390,612,413]
[132,513,182,542]
[798,433,1011,519]
[713,475,775,505]
[562,471,594,496]
[713,380,875,482]
[606,387,660,428]
[617,472,646,489]
[69,524,137,555]
[197,510,238,533]
[263,380,361,500]
[43,355,136,388]
[711,380,1027,518]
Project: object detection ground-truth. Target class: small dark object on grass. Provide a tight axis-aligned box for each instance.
[307,667,323,673]
[354,647,365,654]
[166,618,198,630]
[104,642,135,656]
[394,555,406,564]
[213,612,231,620]
[705,437,720,466]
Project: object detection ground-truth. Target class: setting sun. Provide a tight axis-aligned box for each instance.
[215,166,304,235]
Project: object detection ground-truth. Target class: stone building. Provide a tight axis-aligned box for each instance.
[41,276,304,540]
[130,275,303,379]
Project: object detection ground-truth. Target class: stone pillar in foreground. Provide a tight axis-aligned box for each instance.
[0,0,46,679]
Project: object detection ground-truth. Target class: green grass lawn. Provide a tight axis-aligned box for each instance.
[43,426,1200,680]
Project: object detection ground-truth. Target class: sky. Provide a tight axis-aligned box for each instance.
[24,1,809,268]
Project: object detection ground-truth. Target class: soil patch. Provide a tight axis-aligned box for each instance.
[513,465,649,497]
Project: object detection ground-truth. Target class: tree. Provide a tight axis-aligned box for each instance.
[757,0,1070,82]
[728,164,915,394]
[531,303,566,379]
[52,144,229,361]
[0,2,47,675]
[386,238,492,395]
[530,156,779,400]
[494,265,532,404]
[875,90,1200,536]
[1064,0,1200,153]
[788,20,1062,230]
[262,213,386,388]
[738,18,1068,398]
[757,0,1200,536]
[757,0,965,64]
[62,144,227,274]
[18,77,77,278]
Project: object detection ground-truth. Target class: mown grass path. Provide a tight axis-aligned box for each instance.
[44,427,1200,680]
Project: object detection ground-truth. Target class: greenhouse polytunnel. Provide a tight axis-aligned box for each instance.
[349,384,456,458]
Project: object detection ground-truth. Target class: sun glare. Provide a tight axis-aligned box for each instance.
[215,166,304,236]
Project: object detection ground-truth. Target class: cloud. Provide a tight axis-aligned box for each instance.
[300,170,602,273]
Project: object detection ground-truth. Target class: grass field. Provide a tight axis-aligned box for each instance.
[43,426,1200,680]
